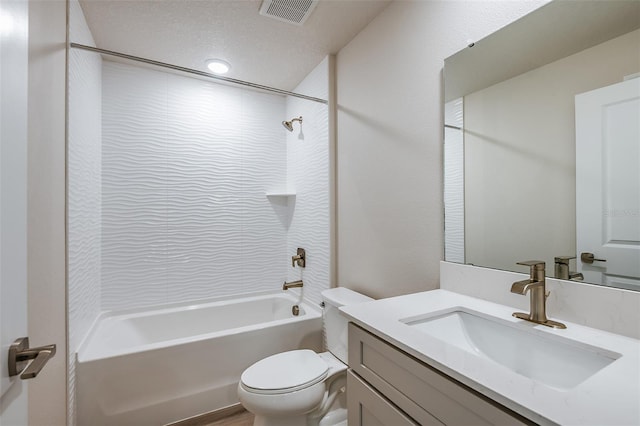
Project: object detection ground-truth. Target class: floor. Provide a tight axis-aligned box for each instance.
[205,409,254,426]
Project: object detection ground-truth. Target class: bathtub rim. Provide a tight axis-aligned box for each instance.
[76,290,322,363]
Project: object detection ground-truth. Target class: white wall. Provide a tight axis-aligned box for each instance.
[285,57,330,306]
[67,1,102,423]
[335,0,546,298]
[464,29,640,272]
[26,0,67,424]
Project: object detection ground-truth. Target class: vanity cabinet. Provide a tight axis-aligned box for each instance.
[347,323,532,426]
[347,371,421,426]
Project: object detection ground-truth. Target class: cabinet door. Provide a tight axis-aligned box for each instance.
[347,370,424,426]
[348,323,531,426]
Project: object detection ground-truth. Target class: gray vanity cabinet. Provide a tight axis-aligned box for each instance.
[347,323,532,426]
[347,371,421,426]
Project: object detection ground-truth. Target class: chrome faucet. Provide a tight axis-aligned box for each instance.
[554,256,584,281]
[283,280,303,290]
[511,261,566,329]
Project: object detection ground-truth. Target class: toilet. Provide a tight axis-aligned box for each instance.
[237,287,372,426]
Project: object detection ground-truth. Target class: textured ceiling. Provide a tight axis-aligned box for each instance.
[78,0,392,92]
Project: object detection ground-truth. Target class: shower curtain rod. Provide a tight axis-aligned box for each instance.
[70,43,328,105]
[444,124,462,130]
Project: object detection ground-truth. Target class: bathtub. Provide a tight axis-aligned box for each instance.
[76,292,322,426]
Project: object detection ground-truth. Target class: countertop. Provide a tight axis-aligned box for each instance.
[340,289,640,426]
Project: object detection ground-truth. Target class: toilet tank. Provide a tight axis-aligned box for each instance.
[321,288,373,363]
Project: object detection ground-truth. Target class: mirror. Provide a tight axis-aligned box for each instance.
[443,0,640,290]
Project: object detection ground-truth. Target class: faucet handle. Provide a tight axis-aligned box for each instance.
[554,256,575,264]
[516,260,545,280]
[291,248,306,268]
[516,260,545,267]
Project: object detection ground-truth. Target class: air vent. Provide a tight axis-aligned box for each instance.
[259,0,319,26]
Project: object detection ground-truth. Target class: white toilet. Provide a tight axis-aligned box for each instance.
[237,287,372,426]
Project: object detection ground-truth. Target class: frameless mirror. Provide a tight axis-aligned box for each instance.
[443,0,640,290]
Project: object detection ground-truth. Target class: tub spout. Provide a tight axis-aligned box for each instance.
[283,280,303,290]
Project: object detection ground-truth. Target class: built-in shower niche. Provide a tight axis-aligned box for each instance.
[267,191,296,228]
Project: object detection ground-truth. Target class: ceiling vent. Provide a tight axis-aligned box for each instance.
[259,0,319,26]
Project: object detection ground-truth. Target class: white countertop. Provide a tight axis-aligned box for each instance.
[340,289,640,426]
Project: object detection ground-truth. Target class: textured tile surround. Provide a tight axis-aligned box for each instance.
[102,62,283,309]
[68,51,102,350]
[443,99,464,264]
[101,60,330,310]
[68,1,102,423]
[285,57,330,306]
[440,261,640,339]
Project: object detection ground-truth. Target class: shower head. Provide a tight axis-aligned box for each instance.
[282,116,303,132]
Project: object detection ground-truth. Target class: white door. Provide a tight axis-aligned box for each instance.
[0,0,29,423]
[575,78,640,290]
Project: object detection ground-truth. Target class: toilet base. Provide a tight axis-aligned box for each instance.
[250,385,347,426]
[318,405,347,426]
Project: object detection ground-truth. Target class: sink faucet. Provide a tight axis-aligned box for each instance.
[554,256,584,281]
[511,261,566,329]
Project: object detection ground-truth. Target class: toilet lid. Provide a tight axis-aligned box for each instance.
[241,350,328,394]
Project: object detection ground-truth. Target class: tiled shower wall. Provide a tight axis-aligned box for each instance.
[444,98,464,263]
[102,62,283,309]
[286,57,330,305]
[67,1,102,422]
[100,60,330,310]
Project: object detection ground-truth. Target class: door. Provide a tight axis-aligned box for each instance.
[1,0,29,423]
[576,78,640,289]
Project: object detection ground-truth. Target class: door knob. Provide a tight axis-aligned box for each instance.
[8,337,56,380]
[580,252,607,264]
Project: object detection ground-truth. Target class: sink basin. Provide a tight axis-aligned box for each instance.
[402,309,620,390]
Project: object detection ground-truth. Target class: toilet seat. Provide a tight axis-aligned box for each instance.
[240,350,328,395]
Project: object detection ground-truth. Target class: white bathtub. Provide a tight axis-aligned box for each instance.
[76,292,322,426]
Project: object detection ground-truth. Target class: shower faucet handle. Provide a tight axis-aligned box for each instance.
[292,248,306,268]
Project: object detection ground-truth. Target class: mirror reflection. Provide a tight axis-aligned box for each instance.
[444,0,640,291]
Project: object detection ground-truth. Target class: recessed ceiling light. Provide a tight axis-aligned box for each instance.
[206,59,231,75]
